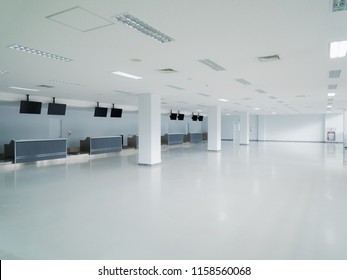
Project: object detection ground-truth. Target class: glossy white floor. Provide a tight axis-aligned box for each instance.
[0,141,346,260]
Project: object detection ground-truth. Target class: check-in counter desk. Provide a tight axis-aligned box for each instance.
[127,135,138,149]
[161,134,184,145]
[4,138,67,164]
[190,132,203,143]
[344,138,347,165]
[80,136,122,155]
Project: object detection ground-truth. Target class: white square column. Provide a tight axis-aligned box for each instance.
[138,94,161,165]
[208,106,221,151]
[240,111,250,145]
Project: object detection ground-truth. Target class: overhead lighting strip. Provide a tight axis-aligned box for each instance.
[9,86,39,92]
[330,41,347,58]
[113,13,174,43]
[112,71,142,80]
[8,44,72,62]
[198,59,226,71]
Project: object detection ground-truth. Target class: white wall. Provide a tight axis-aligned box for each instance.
[0,104,208,154]
[221,114,258,141]
[324,113,343,142]
[161,115,206,135]
[258,114,325,142]
[0,104,138,153]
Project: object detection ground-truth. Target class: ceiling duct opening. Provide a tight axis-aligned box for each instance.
[158,68,177,73]
[329,70,342,78]
[37,85,54,88]
[258,55,281,62]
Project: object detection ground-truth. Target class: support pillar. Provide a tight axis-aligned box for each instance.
[138,94,161,165]
[240,112,250,145]
[208,106,221,151]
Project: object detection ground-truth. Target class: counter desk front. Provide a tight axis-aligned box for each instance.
[4,138,67,164]
[80,136,122,155]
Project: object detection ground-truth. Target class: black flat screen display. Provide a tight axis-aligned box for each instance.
[178,114,184,120]
[110,108,123,118]
[48,103,66,115]
[170,113,177,120]
[94,107,108,117]
[19,100,42,114]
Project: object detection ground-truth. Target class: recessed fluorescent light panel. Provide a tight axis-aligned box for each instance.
[255,89,266,94]
[329,70,342,78]
[218,98,228,102]
[328,92,336,97]
[8,44,72,62]
[50,79,85,87]
[254,107,260,110]
[114,13,174,43]
[235,78,251,85]
[197,93,210,97]
[330,41,347,58]
[198,59,226,71]
[328,84,338,90]
[9,86,39,92]
[166,85,185,90]
[327,105,333,108]
[112,71,142,80]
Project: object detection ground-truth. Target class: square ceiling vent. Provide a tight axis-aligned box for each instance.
[332,0,347,12]
[47,6,114,32]
[258,55,281,62]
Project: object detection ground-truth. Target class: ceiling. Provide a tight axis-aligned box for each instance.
[1,0,347,116]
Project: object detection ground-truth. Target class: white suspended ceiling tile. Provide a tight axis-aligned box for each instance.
[46,6,114,32]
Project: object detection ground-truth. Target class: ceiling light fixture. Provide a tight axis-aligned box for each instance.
[235,78,251,85]
[50,79,85,87]
[198,59,226,71]
[329,70,342,78]
[327,105,333,108]
[9,86,39,92]
[8,44,72,62]
[254,107,260,110]
[330,41,347,58]
[272,112,277,114]
[328,92,336,97]
[113,13,174,43]
[111,71,142,80]
[166,85,185,90]
[218,98,228,102]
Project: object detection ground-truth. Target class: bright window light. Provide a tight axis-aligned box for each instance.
[218,98,228,102]
[111,71,142,80]
[330,41,347,58]
[327,92,336,97]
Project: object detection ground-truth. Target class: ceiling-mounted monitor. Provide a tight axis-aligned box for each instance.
[178,113,184,120]
[170,113,177,120]
[111,108,123,118]
[191,114,198,121]
[94,107,108,117]
[198,115,204,121]
[19,100,42,114]
[48,103,66,115]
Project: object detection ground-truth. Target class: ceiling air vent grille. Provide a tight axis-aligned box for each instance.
[328,84,338,90]
[255,89,266,94]
[329,70,342,78]
[258,55,280,62]
[235,78,251,85]
[158,68,177,73]
[332,0,347,12]
[37,84,54,88]
[198,59,226,71]
[166,85,186,90]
